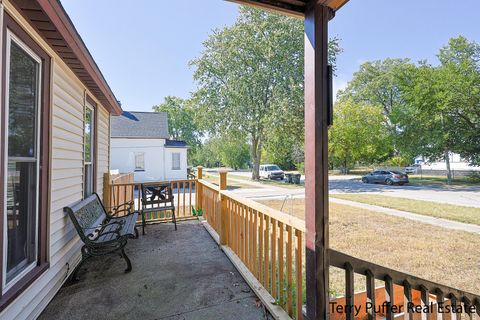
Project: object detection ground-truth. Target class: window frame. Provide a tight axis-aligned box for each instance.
[172,152,181,170]
[0,13,51,311]
[2,29,42,293]
[83,96,97,198]
[134,152,145,172]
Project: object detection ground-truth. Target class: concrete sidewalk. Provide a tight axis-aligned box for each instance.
[40,221,271,320]
[331,197,480,234]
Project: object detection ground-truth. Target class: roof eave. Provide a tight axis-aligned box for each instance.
[12,0,122,115]
[227,0,349,18]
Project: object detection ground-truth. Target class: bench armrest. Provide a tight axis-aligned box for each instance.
[107,201,135,218]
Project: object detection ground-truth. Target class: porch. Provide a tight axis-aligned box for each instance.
[39,220,270,320]
[42,173,480,320]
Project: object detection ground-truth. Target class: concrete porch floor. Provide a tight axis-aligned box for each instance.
[40,220,271,320]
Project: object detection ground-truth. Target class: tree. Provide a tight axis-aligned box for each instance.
[216,134,250,169]
[191,6,341,179]
[193,134,250,169]
[153,96,202,162]
[338,59,415,155]
[329,98,392,172]
[437,37,480,166]
[397,37,480,183]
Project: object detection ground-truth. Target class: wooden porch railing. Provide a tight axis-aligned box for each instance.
[329,249,480,320]
[197,169,305,320]
[104,175,197,223]
[196,168,480,320]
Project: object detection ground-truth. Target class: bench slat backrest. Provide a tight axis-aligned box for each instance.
[64,193,107,242]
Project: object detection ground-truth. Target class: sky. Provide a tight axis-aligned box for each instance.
[61,0,480,112]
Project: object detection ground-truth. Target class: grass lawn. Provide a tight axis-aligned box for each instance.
[201,172,259,190]
[408,175,477,187]
[330,194,480,225]
[257,198,480,296]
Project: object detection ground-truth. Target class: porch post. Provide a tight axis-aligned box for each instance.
[304,2,331,319]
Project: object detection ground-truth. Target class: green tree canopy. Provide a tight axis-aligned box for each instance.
[329,98,392,172]
[338,58,415,155]
[153,96,202,162]
[191,6,341,179]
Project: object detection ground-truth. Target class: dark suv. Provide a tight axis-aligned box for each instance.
[361,170,409,185]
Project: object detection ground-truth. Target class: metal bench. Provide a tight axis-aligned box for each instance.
[64,193,139,281]
[140,183,177,234]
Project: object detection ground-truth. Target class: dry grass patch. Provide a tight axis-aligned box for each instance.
[201,173,258,189]
[331,193,480,225]
[258,198,480,296]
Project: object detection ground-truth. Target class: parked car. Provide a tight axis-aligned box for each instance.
[405,164,421,174]
[259,164,285,180]
[361,170,409,185]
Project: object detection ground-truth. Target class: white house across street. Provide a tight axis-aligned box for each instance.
[110,111,188,182]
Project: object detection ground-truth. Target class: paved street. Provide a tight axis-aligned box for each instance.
[219,172,480,208]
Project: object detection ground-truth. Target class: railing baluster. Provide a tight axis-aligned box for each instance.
[249,207,254,272]
[264,214,270,291]
[183,181,186,217]
[403,280,413,320]
[253,209,258,278]
[450,294,461,320]
[295,229,303,320]
[271,218,277,300]
[234,201,239,255]
[385,275,394,320]
[243,204,248,264]
[189,180,192,216]
[345,262,354,320]
[240,203,244,262]
[278,221,284,307]
[286,225,293,317]
[259,211,264,284]
[115,185,119,207]
[474,298,480,317]
[464,297,474,320]
[436,289,444,320]
[366,269,375,320]
[177,182,180,217]
[420,285,430,320]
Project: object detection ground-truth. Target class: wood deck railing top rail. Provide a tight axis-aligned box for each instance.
[330,249,480,309]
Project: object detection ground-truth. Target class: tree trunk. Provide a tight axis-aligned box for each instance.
[444,150,452,185]
[251,136,262,180]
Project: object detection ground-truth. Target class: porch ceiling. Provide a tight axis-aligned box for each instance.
[228,0,349,17]
[10,0,122,115]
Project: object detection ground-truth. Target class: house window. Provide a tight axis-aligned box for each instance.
[1,14,51,300]
[134,153,145,171]
[84,103,95,198]
[172,153,181,170]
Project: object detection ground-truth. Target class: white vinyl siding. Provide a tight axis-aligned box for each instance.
[0,2,112,318]
[96,107,109,200]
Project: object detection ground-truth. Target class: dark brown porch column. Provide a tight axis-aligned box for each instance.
[304,1,331,319]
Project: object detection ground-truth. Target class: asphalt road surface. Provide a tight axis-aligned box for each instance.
[225,172,480,208]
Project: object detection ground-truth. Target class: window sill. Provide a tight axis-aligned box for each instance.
[0,262,49,312]
[134,170,145,172]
